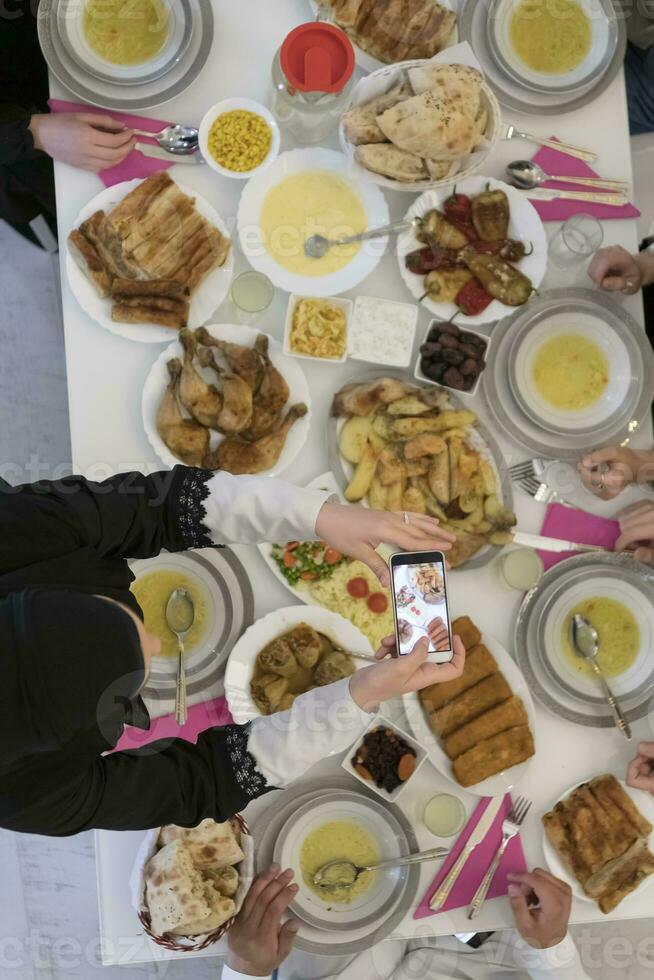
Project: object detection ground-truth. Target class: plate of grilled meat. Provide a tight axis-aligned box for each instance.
[142,323,311,476]
[66,172,233,343]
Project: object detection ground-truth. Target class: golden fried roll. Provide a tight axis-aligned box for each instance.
[443,695,527,760]
[452,724,535,787]
[563,785,627,871]
[419,643,498,712]
[590,840,654,913]
[590,774,653,838]
[429,672,511,738]
[451,615,481,650]
[542,806,581,881]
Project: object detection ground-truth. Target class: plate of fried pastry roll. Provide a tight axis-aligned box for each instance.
[402,615,537,796]
[543,775,654,914]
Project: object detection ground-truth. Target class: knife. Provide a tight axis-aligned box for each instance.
[512,531,608,554]
[134,142,205,165]
[429,796,504,911]
[523,187,628,207]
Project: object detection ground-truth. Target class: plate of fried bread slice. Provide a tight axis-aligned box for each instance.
[402,615,537,797]
[142,323,311,476]
[66,173,233,343]
[542,774,654,915]
[310,0,458,73]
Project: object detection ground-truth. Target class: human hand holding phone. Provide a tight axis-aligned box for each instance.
[389,551,453,662]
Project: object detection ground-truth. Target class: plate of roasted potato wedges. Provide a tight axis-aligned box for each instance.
[329,373,516,569]
[397,176,547,326]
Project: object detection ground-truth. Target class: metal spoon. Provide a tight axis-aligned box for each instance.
[304,217,420,259]
[570,614,631,740]
[166,588,195,726]
[507,160,629,193]
[131,124,199,155]
[313,846,449,890]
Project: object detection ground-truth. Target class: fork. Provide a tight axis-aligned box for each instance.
[508,459,550,483]
[518,475,579,508]
[468,796,532,920]
[503,124,597,163]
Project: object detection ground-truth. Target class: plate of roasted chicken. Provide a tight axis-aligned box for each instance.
[142,323,311,476]
[66,173,233,343]
[397,176,547,326]
[310,0,458,72]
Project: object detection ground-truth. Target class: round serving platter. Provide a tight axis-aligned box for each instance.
[514,552,654,728]
[458,0,626,115]
[481,289,654,460]
[38,0,213,110]
[252,775,420,957]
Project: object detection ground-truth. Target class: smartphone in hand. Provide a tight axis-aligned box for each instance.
[389,550,453,663]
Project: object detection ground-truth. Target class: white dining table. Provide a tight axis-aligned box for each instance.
[49,0,654,968]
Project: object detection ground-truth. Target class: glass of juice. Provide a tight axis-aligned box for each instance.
[423,793,466,838]
[499,547,544,591]
[229,271,274,324]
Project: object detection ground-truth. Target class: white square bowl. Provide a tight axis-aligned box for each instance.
[414,319,491,400]
[283,294,352,364]
[341,713,427,803]
[349,295,418,368]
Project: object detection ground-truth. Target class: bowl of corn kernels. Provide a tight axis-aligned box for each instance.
[199,98,281,180]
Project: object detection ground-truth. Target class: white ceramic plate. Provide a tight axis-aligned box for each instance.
[541,576,654,704]
[142,322,311,475]
[274,792,410,931]
[237,148,389,298]
[224,605,374,724]
[66,179,233,343]
[402,633,538,797]
[543,778,654,911]
[397,176,547,327]
[512,312,631,433]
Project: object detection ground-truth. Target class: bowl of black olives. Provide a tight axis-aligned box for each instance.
[414,319,489,397]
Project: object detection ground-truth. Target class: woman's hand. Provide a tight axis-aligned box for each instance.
[615,500,654,564]
[587,245,654,295]
[227,864,299,977]
[626,742,654,794]
[507,868,572,950]
[29,113,135,172]
[315,503,456,588]
[578,447,654,500]
[350,634,465,712]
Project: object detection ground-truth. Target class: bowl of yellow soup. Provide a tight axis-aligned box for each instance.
[199,98,280,180]
[511,310,631,434]
[237,148,390,297]
[57,0,192,85]
[273,791,412,930]
[487,0,618,94]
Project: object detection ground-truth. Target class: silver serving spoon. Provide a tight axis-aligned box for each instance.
[166,588,196,726]
[131,124,200,155]
[304,217,420,259]
[313,846,449,890]
[570,614,631,740]
[507,160,629,193]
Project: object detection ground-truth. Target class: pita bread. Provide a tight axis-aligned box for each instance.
[408,63,482,103]
[355,144,428,182]
[170,877,236,936]
[145,841,210,936]
[159,819,245,869]
[424,158,454,180]
[204,865,240,897]
[377,89,477,161]
[343,83,413,145]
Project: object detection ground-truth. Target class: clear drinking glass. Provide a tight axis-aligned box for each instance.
[548,213,604,270]
[499,547,544,591]
[228,271,274,324]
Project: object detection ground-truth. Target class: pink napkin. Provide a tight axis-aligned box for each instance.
[414,794,527,918]
[537,502,620,572]
[529,140,640,222]
[48,98,174,187]
[111,696,234,753]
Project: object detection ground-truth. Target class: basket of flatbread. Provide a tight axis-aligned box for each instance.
[339,42,501,192]
[130,815,254,951]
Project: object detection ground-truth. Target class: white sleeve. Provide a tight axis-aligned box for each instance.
[201,472,332,544]
[221,966,271,980]
[248,678,372,788]
[501,932,589,979]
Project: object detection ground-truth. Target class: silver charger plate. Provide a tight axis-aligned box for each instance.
[133,548,254,709]
[514,552,654,728]
[459,0,626,115]
[252,775,420,957]
[481,288,654,460]
[327,367,514,571]
[55,0,193,87]
[38,0,213,110]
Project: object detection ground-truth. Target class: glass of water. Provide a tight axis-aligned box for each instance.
[548,213,604,270]
[229,271,274,324]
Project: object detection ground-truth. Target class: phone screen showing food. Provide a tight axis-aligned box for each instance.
[390,552,452,658]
